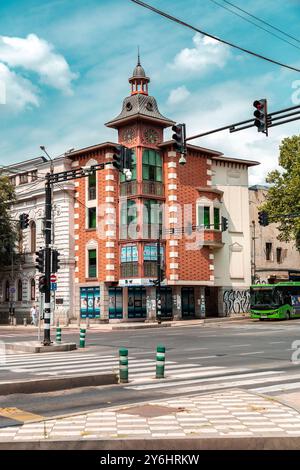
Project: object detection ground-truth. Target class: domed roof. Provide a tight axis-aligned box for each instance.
[132,63,146,78]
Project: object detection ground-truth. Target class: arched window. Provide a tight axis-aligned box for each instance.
[5,281,9,302]
[17,280,23,302]
[30,279,35,301]
[30,221,36,253]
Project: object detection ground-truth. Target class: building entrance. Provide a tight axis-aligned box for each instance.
[128,287,147,319]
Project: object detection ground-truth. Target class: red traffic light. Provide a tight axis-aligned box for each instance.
[253,100,264,110]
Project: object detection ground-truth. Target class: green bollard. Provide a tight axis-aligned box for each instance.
[80,328,86,348]
[119,348,128,383]
[56,327,62,343]
[156,345,166,379]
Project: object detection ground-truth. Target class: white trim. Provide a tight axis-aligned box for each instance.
[105,230,115,237]
[106,253,115,259]
[168,161,177,168]
[106,197,114,203]
[207,159,212,165]
[170,274,178,280]
[74,224,79,230]
[168,195,177,201]
[169,217,178,224]
[106,241,115,247]
[74,182,79,187]
[75,278,79,283]
[170,252,179,258]
[169,206,178,213]
[209,253,214,260]
[168,173,177,179]
[105,152,113,160]
[74,234,79,240]
[168,184,177,190]
[106,276,115,281]
[170,263,179,269]
[210,275,215,281]
[105,208,115,214]
[169,240,178,246]
[106,264,115,270]
[105,175,114,181]
[168,151,177,158]
[209,264,214,270]
[207,169,212,176]
[75,245,79,251]
[74,213,79,219]
[105,185,114,192]
[207,180,212,186]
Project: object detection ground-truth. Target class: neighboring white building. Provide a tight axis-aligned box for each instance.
[212,156,258,315]
[0,156,76,324]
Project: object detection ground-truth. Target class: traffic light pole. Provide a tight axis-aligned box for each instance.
[43,174,52,346]
[156,229,162,324]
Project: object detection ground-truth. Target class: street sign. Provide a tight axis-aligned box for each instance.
[51,282,57,291]
[50,274,57,283]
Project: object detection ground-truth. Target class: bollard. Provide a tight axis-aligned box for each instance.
[119,348,128,383]
[23,317,27,327]
[56,327,62,343]
[156,345,166,379]
[80,328,86,348]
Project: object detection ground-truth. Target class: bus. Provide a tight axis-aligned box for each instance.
[250,282,300,320]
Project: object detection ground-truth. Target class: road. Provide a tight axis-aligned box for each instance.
[0,319,300,428]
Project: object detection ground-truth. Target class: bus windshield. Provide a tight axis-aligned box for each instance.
[250,288,281,309]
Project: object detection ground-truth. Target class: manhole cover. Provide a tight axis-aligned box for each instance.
[117,404,185,418]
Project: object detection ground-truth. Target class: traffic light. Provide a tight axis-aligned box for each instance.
[35,249,45,273]
[52,249,61,273]
[258,211,269,227]
[253,99,268,135]
[112,145,125,172]
[124,148,134,171]
[38,275,47,293]
[172,123,187,158]
[221,216,229,232]
[19,213,30,230]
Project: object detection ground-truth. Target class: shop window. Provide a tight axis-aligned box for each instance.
[80,287,100,318]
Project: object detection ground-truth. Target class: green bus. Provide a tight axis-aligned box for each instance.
[250,282,300,320]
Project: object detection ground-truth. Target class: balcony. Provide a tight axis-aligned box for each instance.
[120,181,164,198]
[202,229,224,248]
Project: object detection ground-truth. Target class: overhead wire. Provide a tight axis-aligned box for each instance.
[130,0,300,73]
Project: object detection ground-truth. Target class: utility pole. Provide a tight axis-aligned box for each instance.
[251,220,257,284]
[43,173,52,346]
[156,227,162,324]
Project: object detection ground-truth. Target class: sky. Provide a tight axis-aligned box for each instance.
[0,0,300,185]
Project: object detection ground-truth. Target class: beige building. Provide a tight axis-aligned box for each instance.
[249,185,300,284]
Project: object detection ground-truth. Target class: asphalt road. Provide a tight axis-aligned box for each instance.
[1,319,300,428]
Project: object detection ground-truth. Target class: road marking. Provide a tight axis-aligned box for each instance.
[126,370,282,391]
[269,341,286,344]
[239,351,265,356]
[229,344,251,348]
[0,408,44,423]
[250,382,300,393]
[187,355,217,359]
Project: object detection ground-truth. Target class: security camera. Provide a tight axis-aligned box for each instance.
[123,169,132,181]
[179,155,187,165]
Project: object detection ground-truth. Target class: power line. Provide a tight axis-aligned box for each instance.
[222,0,300,44]
[130,0,300,73]
[208,0,300,51]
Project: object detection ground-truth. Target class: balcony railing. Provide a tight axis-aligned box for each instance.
[120,181,164,197]
[143,261,157,278]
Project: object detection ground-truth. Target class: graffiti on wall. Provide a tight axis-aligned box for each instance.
[223,289,250,315]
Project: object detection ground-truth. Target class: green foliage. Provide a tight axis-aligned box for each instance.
[261,135,300,248]
[0,175,17,267]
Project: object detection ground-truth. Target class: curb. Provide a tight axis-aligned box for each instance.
[0,436,300,450]
[0,372,118,395]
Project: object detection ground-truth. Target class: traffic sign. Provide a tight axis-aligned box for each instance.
[50,274,57,283]
[51,282,57,291]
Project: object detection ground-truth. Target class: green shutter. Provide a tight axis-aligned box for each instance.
[89,208,96,229]
[88,250,97,278]
[204,207,210,229]
[214,208,220,230]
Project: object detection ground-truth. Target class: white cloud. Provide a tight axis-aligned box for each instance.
[0,34,77,95]
[167,86,190,106]
[169,33,230,74]
[0,62,39,111]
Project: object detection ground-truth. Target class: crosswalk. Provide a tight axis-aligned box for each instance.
[1,351,300,397]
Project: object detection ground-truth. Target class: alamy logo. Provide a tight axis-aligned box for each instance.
[0,341,6,366]
[291,339,300,363]
[291,80,300,105]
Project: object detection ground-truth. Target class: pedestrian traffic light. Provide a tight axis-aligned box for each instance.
[38,275,47,293]
[172,123,187,158]
[35,249,45,273]
[112,145,125,172]
[19,213,30,230]
[253,99,268,135]
[258,211,269,226]
[52,249,61,273]
[221,216,229,232]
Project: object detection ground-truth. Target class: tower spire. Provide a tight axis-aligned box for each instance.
[137,46,140,66]
[129,54,150,96]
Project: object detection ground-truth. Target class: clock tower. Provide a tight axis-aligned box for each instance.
[105,54,174,147]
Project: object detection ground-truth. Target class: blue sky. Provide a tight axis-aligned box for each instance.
[0,0,300,183]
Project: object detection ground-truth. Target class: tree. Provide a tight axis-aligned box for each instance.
[260,134,300,249]
[0,175,16,267]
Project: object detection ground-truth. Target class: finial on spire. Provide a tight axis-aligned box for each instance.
[137,46,140,66]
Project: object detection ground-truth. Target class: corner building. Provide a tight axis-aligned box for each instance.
[72,59,258,322]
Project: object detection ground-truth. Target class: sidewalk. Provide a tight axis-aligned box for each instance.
[0,314,250,331]
[1,388,300,449]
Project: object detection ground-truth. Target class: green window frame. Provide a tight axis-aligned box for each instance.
[142,150,162,182]
[214,208,220,230]
[88,249,97,278]
[88,173,96,200]
[143,199,162,225]
[120,150,137,182]
[88,207,97,229]
[203,207,210,229]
